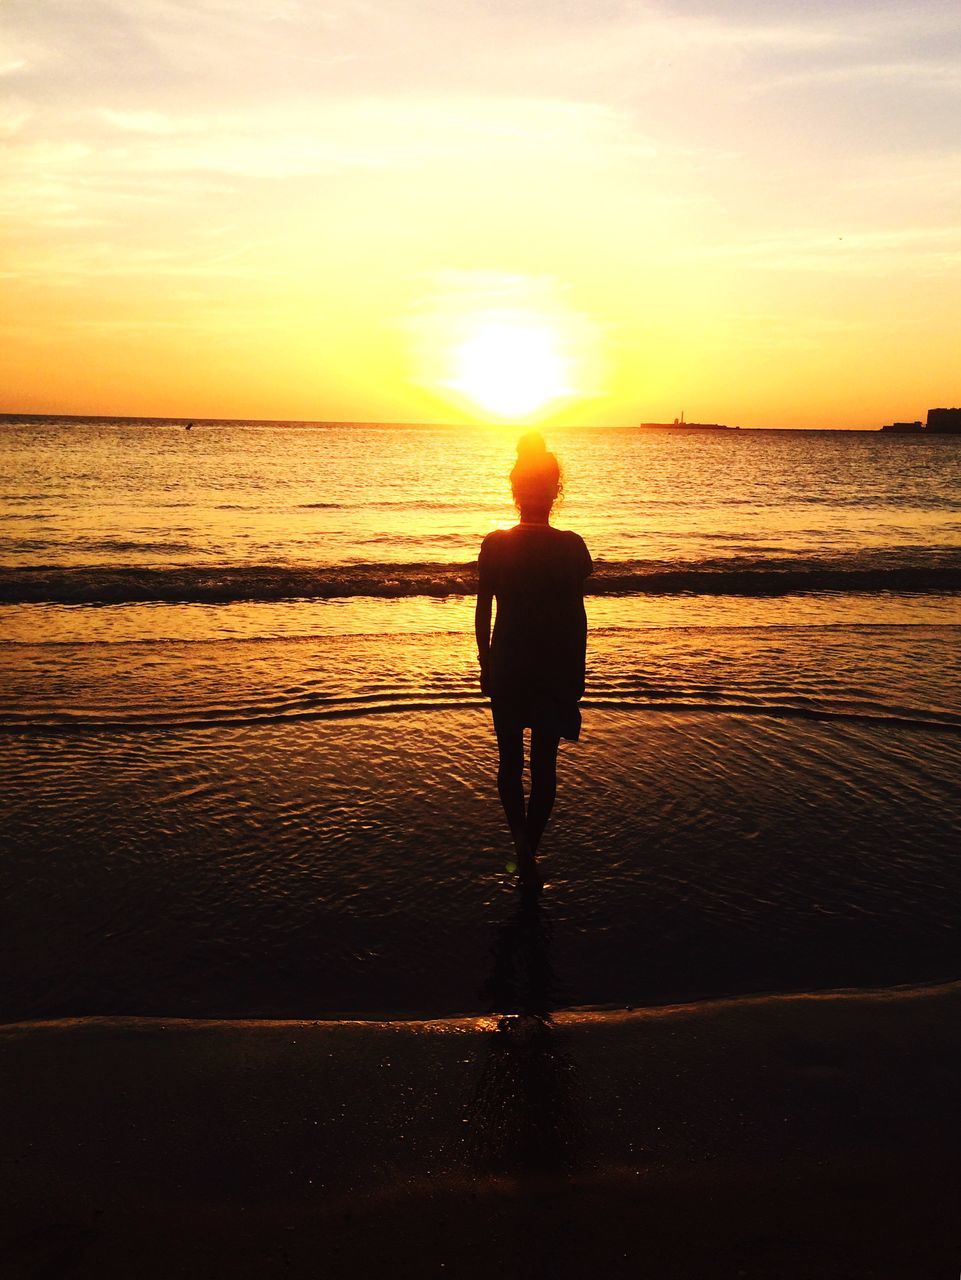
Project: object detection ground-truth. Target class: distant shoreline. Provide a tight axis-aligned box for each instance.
[639,421,735,430]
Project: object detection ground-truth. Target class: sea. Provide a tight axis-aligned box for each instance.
[1,417,960,1021]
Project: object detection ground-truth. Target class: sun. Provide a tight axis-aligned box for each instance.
[448,319,570,419]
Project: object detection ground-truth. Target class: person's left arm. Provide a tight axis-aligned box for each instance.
[574,533,593,581]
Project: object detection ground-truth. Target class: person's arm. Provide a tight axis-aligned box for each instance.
[475,536,494,695]
[572,533,593,581]
[581,536,593,579]
[475,584,493,695]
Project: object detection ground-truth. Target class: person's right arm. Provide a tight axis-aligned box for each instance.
[475,535,495,695]
[474,586,492,695]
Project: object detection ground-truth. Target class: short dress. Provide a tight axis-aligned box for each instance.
[478,524,593,741]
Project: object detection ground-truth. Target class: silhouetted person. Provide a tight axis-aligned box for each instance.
[475,432,592,888]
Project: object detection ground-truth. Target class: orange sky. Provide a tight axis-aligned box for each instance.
[2,0,960,427]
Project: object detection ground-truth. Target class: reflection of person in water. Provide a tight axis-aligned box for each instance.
[475,432,593,887]
[460,893,583,1175]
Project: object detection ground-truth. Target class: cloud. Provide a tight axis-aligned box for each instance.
[2,237,274,283]
[0,99,31,134]
[98,109,193,135]
[4,0,961,424]
[751,58,961,95]
[35,97,653,184]
[0,0,870,107]
[409,269,576,316]
[683,224,961,273]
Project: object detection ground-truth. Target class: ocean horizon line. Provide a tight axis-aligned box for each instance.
[0,411,931,433]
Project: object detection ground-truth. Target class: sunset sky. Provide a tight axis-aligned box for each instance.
[2,0,960,427]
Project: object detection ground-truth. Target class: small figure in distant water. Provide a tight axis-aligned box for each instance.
[185,422,193,431]
[475,432,593,889]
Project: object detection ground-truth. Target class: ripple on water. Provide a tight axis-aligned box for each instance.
[1,708,959,1021]
[2,620,960,735]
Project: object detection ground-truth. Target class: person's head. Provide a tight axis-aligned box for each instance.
[510,431,562,521]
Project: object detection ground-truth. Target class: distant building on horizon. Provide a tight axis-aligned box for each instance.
[926,407,961,433]
[880,408,961,434]
[639,410,733,430]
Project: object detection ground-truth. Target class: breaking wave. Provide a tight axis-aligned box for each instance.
[2,554,961,605]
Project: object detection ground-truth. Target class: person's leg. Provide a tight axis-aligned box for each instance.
[494,720,526,850]
[527,730,560,855]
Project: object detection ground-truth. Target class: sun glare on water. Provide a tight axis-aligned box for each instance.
[449,320,570,419]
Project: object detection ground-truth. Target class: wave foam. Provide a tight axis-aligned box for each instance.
[2,556,961,605]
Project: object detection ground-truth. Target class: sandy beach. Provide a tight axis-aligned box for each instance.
[2,979,959,1277]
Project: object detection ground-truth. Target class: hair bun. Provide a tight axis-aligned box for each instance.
[516,430,548,460]
[509,431,562,509]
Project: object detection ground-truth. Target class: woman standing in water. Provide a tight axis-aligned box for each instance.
[475,432,593,888]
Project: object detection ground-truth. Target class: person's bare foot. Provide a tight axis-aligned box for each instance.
[517,851,543,893]
[506,830,541,890]
[511,828,531,863]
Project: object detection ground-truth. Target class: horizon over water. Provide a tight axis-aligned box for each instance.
[1,416,960,1022]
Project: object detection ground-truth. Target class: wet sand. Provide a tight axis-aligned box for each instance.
[2,980,958,1278]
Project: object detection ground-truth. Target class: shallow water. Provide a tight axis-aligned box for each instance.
[1,419,960,1020]
[2,615,960,1019]
[2,617,960,734]
[2,703,959,1021]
